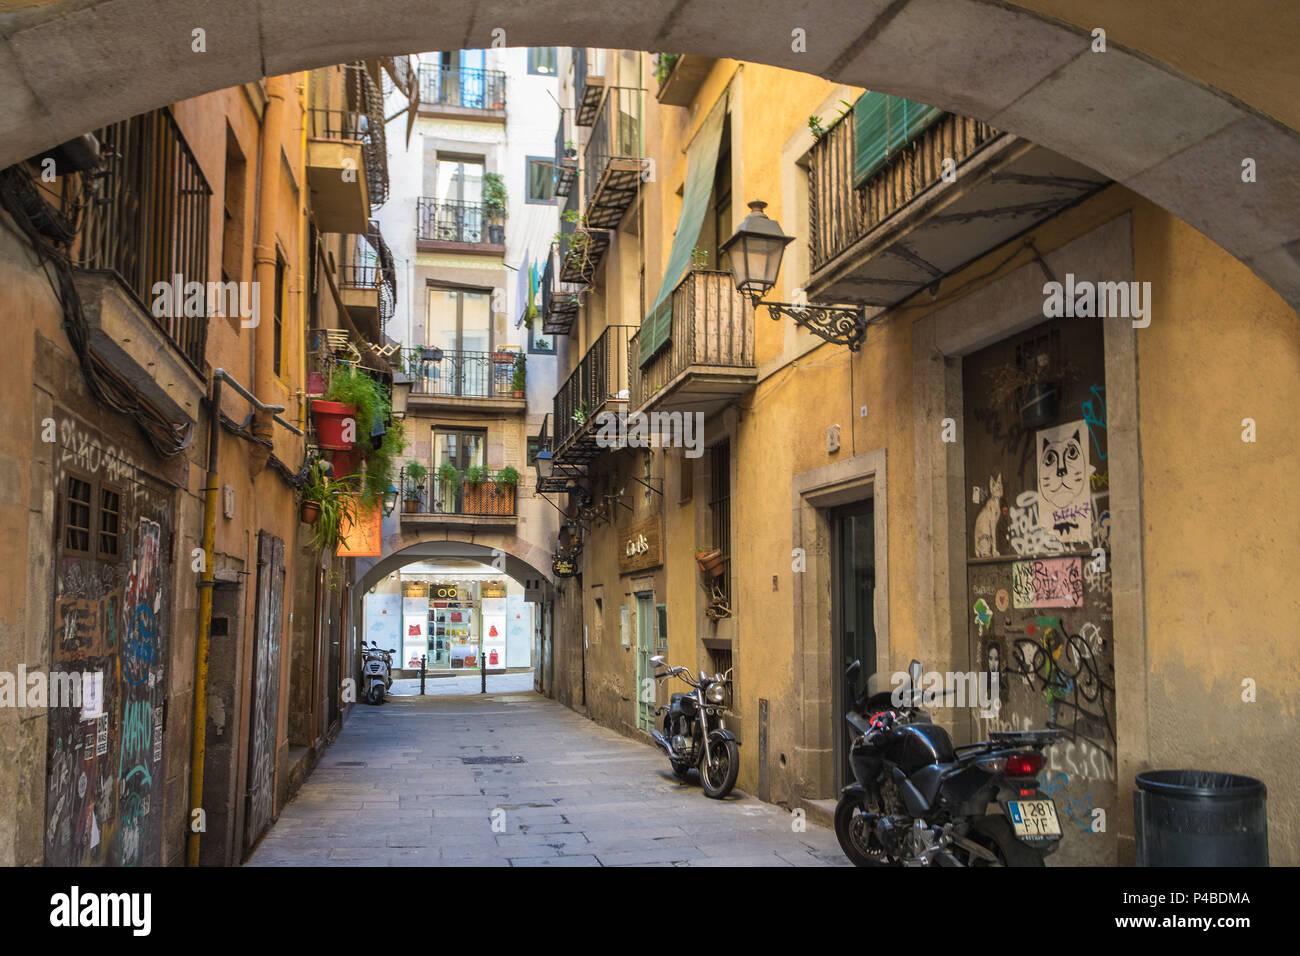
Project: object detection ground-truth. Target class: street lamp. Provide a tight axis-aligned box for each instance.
[721,200,868,351]
[533,446,554,483]
[390,372,412,419]
[382,483,399,516]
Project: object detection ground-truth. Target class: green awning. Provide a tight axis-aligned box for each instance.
[639,94,729,367]
[853,92,943,188]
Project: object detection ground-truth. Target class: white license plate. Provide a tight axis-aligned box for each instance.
[1007,799,1061,838]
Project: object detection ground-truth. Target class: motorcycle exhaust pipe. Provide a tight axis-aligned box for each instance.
[649,730,673,756]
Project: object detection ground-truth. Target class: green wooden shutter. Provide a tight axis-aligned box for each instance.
[640,94,729,366]
[854,92,944,188]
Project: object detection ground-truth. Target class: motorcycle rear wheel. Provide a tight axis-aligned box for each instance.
[700,739,739,798]
[833,793,893,867]
[967,816,1046,867]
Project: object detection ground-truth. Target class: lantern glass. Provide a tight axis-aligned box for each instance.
[722,200,793,301]
[534,447,554,480]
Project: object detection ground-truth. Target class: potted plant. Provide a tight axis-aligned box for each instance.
[300,460,360,554]
[511,352,526,398]
[320,364,404,506]
[696,549,726,576]
[436,461,461,513]
[572,400,590,426]
[403,461,428,513]
[464,465,488,487]
[483,172,507,244]
[564,140,577,159]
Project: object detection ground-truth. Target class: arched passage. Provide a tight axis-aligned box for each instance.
[2,0,1298,311]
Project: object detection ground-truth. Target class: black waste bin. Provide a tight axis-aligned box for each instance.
[1134,770,1268,866]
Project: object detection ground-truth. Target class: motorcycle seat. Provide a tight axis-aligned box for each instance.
[909,762,958,810]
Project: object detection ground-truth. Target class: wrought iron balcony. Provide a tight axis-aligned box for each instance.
[338,220,396,340]
[418,65,507,113]
[554,110,578,198]
[541,245,582,336]
[552,325,636,466]
[583,86,644,230]
[398,467,518,522]
[78,106,211,370]
[806,99,1108,307]
[416,198,505,249]
[573,48,608,126]
[557,186,609,285]
[401,347,522,402]
[629,270,756,417]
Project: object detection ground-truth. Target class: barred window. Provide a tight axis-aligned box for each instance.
[99,487,121,557]
[65,477,92,552]
[709,440,731,603]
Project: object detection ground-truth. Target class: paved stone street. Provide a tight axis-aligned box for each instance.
[247,690,849,867]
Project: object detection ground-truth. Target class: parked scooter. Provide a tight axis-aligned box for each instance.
[648,655,740,798]
[362,641,394,705]
[834,658,1064,866]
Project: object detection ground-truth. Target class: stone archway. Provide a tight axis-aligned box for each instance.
[2,0,1298,311]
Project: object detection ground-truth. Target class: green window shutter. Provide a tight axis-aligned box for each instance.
[854,92,944,188]
[640,93,729,366]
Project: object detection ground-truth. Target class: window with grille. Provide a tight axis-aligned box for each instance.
[99,487,121,557]
[65,476,92,553]
[273,255,285,376]
[709,440,731,603]
[655,604,667,654]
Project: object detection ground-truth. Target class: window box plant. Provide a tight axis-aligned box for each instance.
[300,460,360,554]
[483,172,507,244]
[511,352,526,397]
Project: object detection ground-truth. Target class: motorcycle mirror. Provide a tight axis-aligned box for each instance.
[388,648,395,654]
[650,654,665,665]
[846,659,861,685]
[908,659,923,705]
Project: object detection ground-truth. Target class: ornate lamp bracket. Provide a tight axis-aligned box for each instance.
[758,300,867,351]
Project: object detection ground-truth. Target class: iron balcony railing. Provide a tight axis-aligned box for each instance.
[808,107,998,272]
[399,467,519,517]
[541,244,582,335]
[401,347,520,400]
[628,270,755,410]
[79,106,212,370]
[553,325,635,451]
[583,86,643,206]
[573,48,608,126]
[417,198,505,246]
[555,110,578,198]
[339,220,397,333]
[419,65,507,111]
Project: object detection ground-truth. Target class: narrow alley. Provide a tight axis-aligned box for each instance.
[246,689,846,867]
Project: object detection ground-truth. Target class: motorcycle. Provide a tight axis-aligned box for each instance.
[648,655,740,798]
[362,641,394,705]
[834,658,1064,866]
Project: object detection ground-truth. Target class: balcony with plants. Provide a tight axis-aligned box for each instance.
[554,109,578,198]
[805,92,1108,307]
[416,172,507,253]
[551,325,636,472]
[338,219,396,342]
[628,263,757,418]
[557,188,609,287]
[399,346,526,412]
[397,462,520,528]
[653,53,716,107]
[540,244,582,337]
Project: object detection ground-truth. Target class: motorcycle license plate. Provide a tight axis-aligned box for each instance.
[1006,799,1061,838]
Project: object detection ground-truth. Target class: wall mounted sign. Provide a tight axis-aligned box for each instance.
[552,555,576,578]
[618,516,662,575]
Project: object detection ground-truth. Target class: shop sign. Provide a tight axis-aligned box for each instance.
[430,584,461,601]
[618,517,662,575]
[552,555,576,578]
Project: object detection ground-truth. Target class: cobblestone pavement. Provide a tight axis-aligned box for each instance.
[247,690,850,867]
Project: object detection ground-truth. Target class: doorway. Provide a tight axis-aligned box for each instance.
[634,592,655,731]
[831,499,876,790]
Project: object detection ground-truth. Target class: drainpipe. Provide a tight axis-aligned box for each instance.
[251,74,290,473]
[188,369,299,866]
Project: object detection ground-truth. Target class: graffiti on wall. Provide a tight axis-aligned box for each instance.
[45,415,170,867]
[1007,616,1115,760]
[1011,557,1084,609]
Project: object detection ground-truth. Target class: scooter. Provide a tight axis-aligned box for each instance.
[362,641,394,705]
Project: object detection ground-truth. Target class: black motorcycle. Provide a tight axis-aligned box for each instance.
[648,655,740,798]
[834,659,1064,866]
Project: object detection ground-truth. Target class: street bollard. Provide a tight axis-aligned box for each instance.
[481,650,487,694]
[420,655,426,696]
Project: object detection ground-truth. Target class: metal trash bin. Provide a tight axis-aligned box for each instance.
[1134,770,1268,866]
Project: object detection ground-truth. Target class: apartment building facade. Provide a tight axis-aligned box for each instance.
[539,49,1300,865]
[0,59,410,866]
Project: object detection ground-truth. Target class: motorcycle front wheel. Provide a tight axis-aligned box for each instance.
[700,739,739,798]
[833,793,892,867]
[367,683,385,705]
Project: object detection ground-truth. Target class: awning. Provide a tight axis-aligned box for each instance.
[639,93,729,367]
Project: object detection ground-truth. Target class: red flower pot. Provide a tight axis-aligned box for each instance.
[330,447,364,479]
[312,400,357,451]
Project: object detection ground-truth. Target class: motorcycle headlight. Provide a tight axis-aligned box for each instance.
[706,683,726,706]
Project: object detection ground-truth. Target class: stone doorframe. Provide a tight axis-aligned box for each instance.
[790,447,889,801]
[910,212,1147,857]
